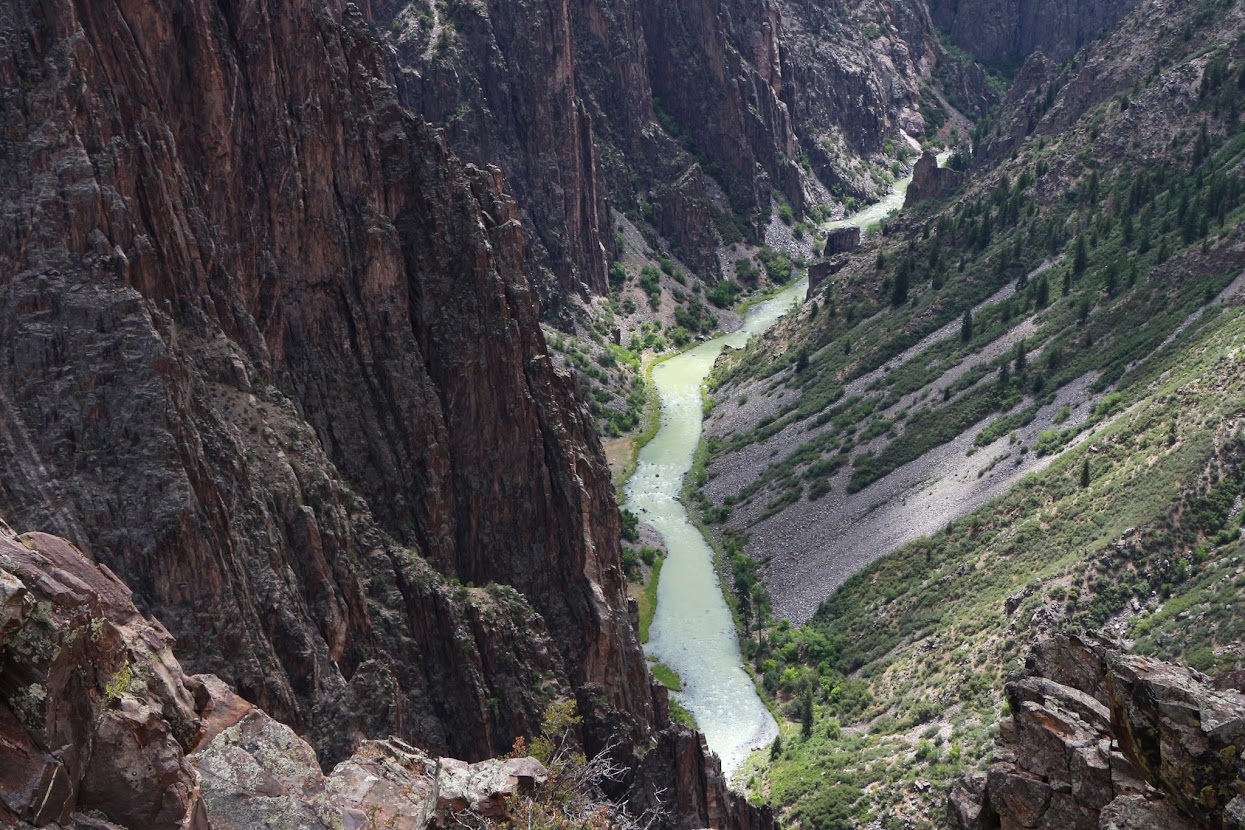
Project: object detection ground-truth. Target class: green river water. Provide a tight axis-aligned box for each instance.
[626,158,935,777]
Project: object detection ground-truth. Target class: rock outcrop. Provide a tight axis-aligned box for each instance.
[2,524,760,830]
[949,633,1245,830]
[0,527,208,829]
[822,227,862,256]
[905,150,965,206]
[0,0,772,827]
[0,524,551,830]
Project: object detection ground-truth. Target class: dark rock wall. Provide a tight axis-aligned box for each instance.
[370,0,980,298]
[929,0,1140,65]
[372,0,615,311]
[0,0,648,764]
[905,149,965,205]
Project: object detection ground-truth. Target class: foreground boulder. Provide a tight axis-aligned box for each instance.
[0,526,550,830]
[0,527,207,829]
[949,633,1245,830]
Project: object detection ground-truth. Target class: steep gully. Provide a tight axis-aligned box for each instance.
[626,165,926,776]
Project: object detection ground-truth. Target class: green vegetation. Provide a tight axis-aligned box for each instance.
[746,307,1245,824]
[707,44,1245,518]
[651,662,684,692]
[637,551,665,643]
[696,17,1245,826]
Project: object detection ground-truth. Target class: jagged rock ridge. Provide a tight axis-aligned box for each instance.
[950,633,1245,830]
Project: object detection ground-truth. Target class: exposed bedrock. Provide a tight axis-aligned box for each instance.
[0,1,770,826]
[950,633,1245,830]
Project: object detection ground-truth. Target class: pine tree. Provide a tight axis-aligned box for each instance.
[961,308,974,342]
[801,689,814,739]
[771,735,784,760]
[891,266,910,307]
[1014,339,1027,374]
[1080,458,1091,488]
[1036,275,1050,308]
[1073,235,1088,276]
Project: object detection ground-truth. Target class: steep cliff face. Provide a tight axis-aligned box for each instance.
[371,0,986,300]
[374,0,803,294]
[370,0,614,311]
[0,0,632,763]
[0,1,770,826]
[929,0,1139,66]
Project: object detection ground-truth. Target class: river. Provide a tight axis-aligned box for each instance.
[626,156,941,777]
[626,281,802,776]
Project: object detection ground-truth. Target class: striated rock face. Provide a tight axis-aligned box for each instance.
[0,0,640,762]
[374,0,803,292]
[0,1,773,827]
[905,149,964,206]
[949,633,1245,830]
[929,0,1140,65]
[368,0,614,310]
[822,227,861,256]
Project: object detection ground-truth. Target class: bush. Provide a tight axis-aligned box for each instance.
[608,262,627,291]
[620,508,640,542]
[706,279,743,309]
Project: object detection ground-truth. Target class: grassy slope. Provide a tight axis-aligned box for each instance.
[753,307,1245,827]
[703,0,1245,526]
[695,0,1245,826]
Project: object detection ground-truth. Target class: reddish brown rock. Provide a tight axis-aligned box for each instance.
[0,529,207,829]
[0,1,775,826]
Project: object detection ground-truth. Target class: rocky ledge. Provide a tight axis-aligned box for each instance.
[949,633,1245,830]
[0,526,560,830]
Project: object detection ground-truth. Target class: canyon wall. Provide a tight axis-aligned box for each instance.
[929,0,1140,65]
[369,0,986,304]
[0,0,768,825]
